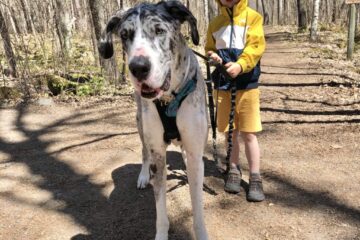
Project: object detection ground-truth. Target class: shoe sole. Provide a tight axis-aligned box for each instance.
[224,186,241,194]
[246,195,265,202]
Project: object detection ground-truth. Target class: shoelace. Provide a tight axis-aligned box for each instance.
[249,179,262,191]
[227,169,241,184]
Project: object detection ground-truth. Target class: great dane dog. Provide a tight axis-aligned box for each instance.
[98,1,209,240]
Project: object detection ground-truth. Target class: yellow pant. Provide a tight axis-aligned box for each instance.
[214,89,262,133]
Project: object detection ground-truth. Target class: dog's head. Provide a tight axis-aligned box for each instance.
[99,1,199,99]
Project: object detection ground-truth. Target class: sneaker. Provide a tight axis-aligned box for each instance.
[247,174,265,202]
[224,167,242,193]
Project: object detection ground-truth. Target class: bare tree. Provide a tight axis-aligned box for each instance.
[54,0,73,61]
[278,0,284,25]
[260,0,270,25]
[297,0,308,31]
[0,7,17,78]
[310,0,321,41]
[19,0,36,34]
[88,0,120,84]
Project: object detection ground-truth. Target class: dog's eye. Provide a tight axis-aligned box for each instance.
[155,27,166,36]
[120,29,129,40]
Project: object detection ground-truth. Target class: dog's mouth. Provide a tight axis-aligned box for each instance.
[140,72,171,99]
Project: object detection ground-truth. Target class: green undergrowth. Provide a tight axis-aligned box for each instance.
[1,33,128,99]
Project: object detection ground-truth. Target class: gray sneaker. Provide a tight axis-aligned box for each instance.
[224,167,242,193]
[247,174,265,202]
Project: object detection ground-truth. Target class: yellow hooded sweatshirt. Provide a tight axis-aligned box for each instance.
[205,0,265,90]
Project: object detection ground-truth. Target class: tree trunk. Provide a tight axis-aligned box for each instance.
[0,8,17,78]
[310,0,321,42]
[278,0,284,25]
[19,0,36,34]
[332,0,337,23]
[297,0,308,31]
[272,0,278,25]
[260,0,270,24]
[88,0,120,84]
[54,0,73,62]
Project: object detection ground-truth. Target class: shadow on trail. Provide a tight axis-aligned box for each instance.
[261,64,320,70]
[263,119,360,124]
[166,151,221,196]
[263,172,360,224]
[284,97,360,107]
[1,104,359,238]
[261,107,360,116]
[0,104,191,240]
[261,71,356,82]
[260,82,323,87]
[265,31,293,42]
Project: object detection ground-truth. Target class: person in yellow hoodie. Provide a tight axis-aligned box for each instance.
[205,0,265,201]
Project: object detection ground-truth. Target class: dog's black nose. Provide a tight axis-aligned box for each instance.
[129,56,151,81]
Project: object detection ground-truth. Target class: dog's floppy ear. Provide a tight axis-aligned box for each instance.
[98,16,121,59]
[159,0,199,46]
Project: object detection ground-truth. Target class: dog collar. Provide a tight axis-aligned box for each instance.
[155,70,198,117]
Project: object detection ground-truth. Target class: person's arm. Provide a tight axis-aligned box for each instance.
[236,14,266,73]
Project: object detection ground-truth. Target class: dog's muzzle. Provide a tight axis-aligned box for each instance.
[140,71,171,99]
[129,56,170,99]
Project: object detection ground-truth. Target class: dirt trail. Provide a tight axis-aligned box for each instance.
[0,29,359,240]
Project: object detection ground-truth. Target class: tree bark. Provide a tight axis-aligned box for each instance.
[310,0,321,42]
[260,0,270,24]
[88,0,120,84]
[54,0,73,61]
[278,0,284,25]
[0,8,17,78]
[19,0,36,34]
[297,0,308,31]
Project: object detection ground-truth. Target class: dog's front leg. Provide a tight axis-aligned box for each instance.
[150,152,169,240]
[136,94,151,189]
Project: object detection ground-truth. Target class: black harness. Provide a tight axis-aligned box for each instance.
[153,73,198,144]
[153,99,182,144]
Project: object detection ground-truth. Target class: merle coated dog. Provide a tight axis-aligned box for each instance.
[99,1,209,239]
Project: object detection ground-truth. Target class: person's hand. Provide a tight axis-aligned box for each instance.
[224,62,242,79]
[207,51,223,65]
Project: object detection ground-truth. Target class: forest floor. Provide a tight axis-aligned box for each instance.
[1,27,360,240]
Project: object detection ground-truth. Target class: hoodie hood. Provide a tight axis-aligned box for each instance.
[216,0,248,17]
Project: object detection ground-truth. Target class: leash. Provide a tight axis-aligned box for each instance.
[192,50,235,174]
[192,50,219,168]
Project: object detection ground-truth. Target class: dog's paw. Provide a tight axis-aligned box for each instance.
[137,170,150,189]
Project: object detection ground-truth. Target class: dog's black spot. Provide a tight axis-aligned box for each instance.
[150,164,157,174]
[182,72,185,79]
[176,54,182,70]
[169,39,175,54]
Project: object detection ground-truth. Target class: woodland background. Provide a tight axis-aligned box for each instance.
[1,2,360,239]
[0,0,359,100]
